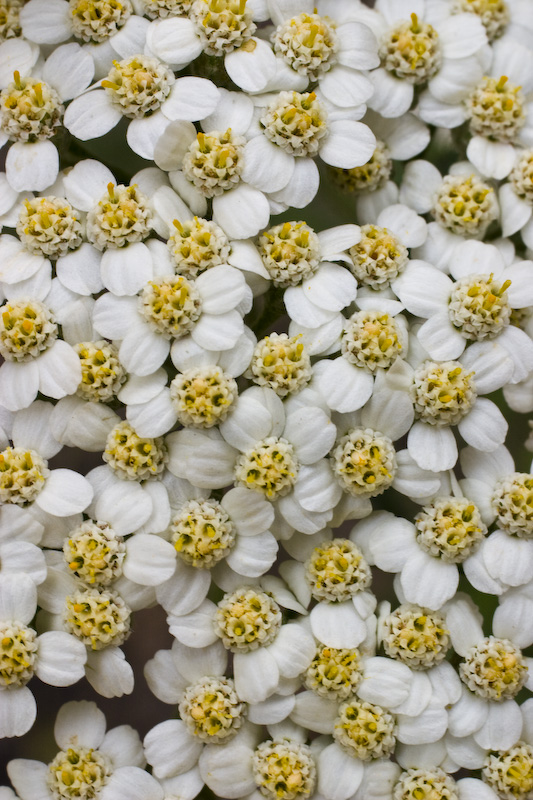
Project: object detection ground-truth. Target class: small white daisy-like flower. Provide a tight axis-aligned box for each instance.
[166,386,340,535]
[0,44,95,191]
[63,54,220,161]
[119,330,254,438]
[145,0,282,95]
[351,501,487,611]
[459,445,533,594]
[7,699,157,800]
[0,400,93,518]
[93,259,251,376]
[393,241,533,380]
[388,766,499,800]
[400,161,499,267]
[418,39,533,180]
[445,593,533,752]
[347,0,487,119]
[0,574,87,738]
[267,0,380,103]
[168,583,315,703]
[20,0,152,78]
[198,728,318,800]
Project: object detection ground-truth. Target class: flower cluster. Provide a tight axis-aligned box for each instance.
[2,2,533,800]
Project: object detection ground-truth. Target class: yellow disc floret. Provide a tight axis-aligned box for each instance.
[332,428,397,497]
[261,91,328,157]
[432,174,497,238]
[139,0,192,17]
[189,0,255,55]
[139,275,202,339]
[466,76,525,143]
[380,14,441,84]
[69,0,132,43]
[168,217,231,278]
[251,333,312,396]
[460,636,528,700]
[273,12,339,80]
[304,645,363,699]
[252,740,316,800]
[305,539,372,602]
[75,341,126,403]
[342,310,403,372]
[412,361,476,425]
[0,72,63,142]
[63,520,125,586]
[179,676,246,742]
[381,604,450,669]
[394,768,459,800]
[64,587,131,651]
[103,420,168,481]
[258,221,321,287]
[86,183,152,249]
[170,366,237,427]
[483,743,533,800]
[47,747,111,800]
[448,273,511,340]
[349,225,408,289]
[415,497,487,563]
[491,473,533,538]
[102,55,174,118]
[182,128,246,197]
[334,699,396,760]
[0,622,37,687]
[234,436,299,499]
[0,299,57,362]
[214,587,282,652]
[17,196,83,258]
[171,498,235,567]
[0,447,49,505]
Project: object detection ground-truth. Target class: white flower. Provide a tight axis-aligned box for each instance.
[145,0,280,94]
[0,280,84,411]
[445,593,533,752]
[418,39,533,180]
[7,699,156,800]
[166,386,340,535]
[0,400,93,518]
[20,0,150,78]
[168,583,315,703]
[0,44,95,191]
[387,341,510,472]
[93,260,251,376]
[376,764,499,800]
[267,0,379,103]
[400,161,499,266]
[63,55,220,161]
[143,639,252,785]
[350,0,487,118]
[352,502,486,611]
[459,445,533,594]
[0,574,87,738]
[393,240,533,381]
[119,330,254,438]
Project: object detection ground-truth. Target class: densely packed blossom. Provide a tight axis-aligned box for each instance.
[2,4,533,800]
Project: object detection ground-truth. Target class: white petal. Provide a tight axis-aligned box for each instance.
[234,648,279,703]
[227,530,278,577]
[124,534,176,586]
[101,242,153,296]
[457,399,507,452]
[212,184,270,240]
[164,77,220,122]
[127,113,171,161]
[310,602,366,648]
[43,43,94,100]
[482,531,533,587]
[144,719,202,779]
[319,66,374,108]
[474,700,523,751]
[400,551,459,610]
[63,158,115,211]
[358,657,413,709]
[63,90,122,140]
[198,743,255,799]
[467,136,516,180]
[6,141,58,192]
[36,469,93,516]
[146,17,202,65]
[318,743,364,800]
[267,623,315,678]
[320,120,376,168]
[85,648,134,698]
[242,135,294,193]
[0,686,36,738]
[55,700,106,749]
[56,243,103,295]
[224,37,277,93]
[34,631,86,686]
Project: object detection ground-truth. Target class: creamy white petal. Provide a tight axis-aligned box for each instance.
[34,631,86,686]
[6,141,59,193]
[310,602,366,648]
[400,550,459,610]
[63,90,122,140]
[318,743,364,800]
